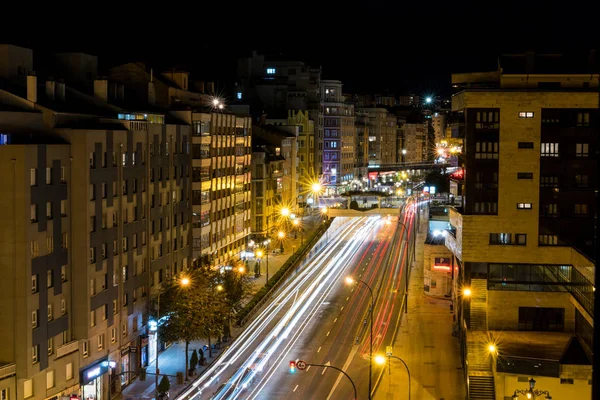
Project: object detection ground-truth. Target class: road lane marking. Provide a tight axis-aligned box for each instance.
[307,365,311,371]
[293,385,299,392]
[326,347,359,400]
[317,346,321,353]
[326,331,330,336]
[340,306,344,311]
[346,297,349,301]
[334,317,337,323]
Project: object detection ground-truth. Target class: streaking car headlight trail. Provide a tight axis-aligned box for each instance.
[176,217,382,400]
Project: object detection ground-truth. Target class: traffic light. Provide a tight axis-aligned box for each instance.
[289,361,296,373]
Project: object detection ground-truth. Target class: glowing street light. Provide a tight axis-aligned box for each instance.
[488,343,497,354]
[212,98,220,106]
[463,288,472,297]
[280,207,290,217]
[237,266,246,274]
[277,231,285,239]
[437,148,445,156]
[425,97,432,104]
[255,249,264,258]
[216,284,224,292]
[180,277,190,286]
[311,182,322,193]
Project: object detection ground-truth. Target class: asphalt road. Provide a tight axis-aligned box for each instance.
[256,205,415,400]
[176,204,415,400]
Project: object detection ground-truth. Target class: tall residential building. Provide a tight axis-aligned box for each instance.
[250,138,285,239]
[287,110,315,183]
[358,107,397,166]
[354,109,370,186]
[253,125,298,209]
[0,45,192,400]
[0,133,79,400]
[236,51,322,179]
[108,62,252,271]
[447,53,597,399]
[431,111,446,144]
[321,80,355,191]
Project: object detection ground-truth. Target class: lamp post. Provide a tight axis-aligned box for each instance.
[375,354,411,400]
[305,362,357,400]
[345,276,374,400]
[254,249,264,278]
[277,231,285,256]
[512,378,552,399]
[311,182,323,214]
[293,218,300,241]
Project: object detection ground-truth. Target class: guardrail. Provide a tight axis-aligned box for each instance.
[237,219,333,327]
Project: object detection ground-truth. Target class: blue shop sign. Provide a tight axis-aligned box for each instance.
[80,357,110,385]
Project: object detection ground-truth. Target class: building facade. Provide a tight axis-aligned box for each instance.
[0,44,192,400]
[446,53,597,399]
[321,80,355,191]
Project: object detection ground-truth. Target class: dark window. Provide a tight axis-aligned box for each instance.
[540,176,559,187]
[518,307,564,331]
[575,174,588,188]
[518,142,534,149]
[517,172,533,179]
[537,82,562,89]
[489,233,511,245]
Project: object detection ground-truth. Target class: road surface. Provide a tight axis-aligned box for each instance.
[177,203,415,400]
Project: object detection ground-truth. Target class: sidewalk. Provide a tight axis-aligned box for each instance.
[118,213,325,400]
[118,340,224,400]
[375,209,465,400]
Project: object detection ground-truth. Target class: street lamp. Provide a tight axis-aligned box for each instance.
[345,276,375,400]
[280,207,290,218]
[374,354,411,400]
[278,231,285,254]
[254,249,264,278]
[462,287,472,297]
[293,218,300,241]
[512,378,552,399]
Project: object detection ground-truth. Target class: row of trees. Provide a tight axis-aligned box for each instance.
[156,261,253,378]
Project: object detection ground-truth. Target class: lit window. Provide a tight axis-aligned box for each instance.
[517,203,532,209]
[266,68,276,75]
[575,143,589,157]
[518,111,535,118]
[541,143,559,157]
[236,92,242,100]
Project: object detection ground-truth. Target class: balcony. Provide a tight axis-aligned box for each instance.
[0,363,15,380]
[56,340,79,358]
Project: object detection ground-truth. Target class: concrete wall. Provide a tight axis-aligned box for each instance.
[423,243,454,297]
[487,291,575,332]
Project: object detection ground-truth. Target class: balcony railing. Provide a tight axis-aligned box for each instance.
[0,363,15,380]
[56,340,79,358]
[497,355,560,378]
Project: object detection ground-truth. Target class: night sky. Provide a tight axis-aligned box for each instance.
[3,1,597,95]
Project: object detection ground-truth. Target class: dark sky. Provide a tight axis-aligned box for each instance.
[3,1,597,94]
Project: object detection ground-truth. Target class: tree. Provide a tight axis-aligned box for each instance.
[221,267,253,338]
[157,375,170,398]
[158,265,227,380]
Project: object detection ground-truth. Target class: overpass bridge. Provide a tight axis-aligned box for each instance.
[368,161,450,172]
[327,208,401,218]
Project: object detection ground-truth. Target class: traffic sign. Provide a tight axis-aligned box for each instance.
[386,346,393,356]
[296,360,307,370]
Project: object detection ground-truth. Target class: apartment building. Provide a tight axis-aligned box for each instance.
[0,45,192,400]
[321,80,355,192]
[109,62,252,272]
[354,110,370,188]
[0,131,79,400]
[250,138,285,240]
[189,111,252,268]
[446,52,597,399]
[237,51,322,179]
[358,107,398,166]
[253,124,298,209]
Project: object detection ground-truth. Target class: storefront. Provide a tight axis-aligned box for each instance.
[140,335,149,367]
[120,344,131,387]
[80,358,110,400]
